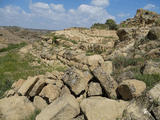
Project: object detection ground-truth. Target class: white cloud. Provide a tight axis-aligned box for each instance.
[117,13,130,18]
[0,1,114,30]
[91,0,109,7]
[144,4,156,10]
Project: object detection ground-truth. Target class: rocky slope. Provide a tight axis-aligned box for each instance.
[0,9,160,120]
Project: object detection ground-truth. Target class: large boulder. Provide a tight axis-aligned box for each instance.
[122,102,154,120]
[39,84,60,103]
[80,97,128,120]
[117,79,146,100]
[117,28,134,41]
[147,27,160,40]
[62,68,93,96]
[93,67,118,98]
[0,96,35,120]
[36,94,80,120]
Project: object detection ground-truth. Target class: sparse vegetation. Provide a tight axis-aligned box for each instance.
[105,19,118,30]
[0,42,27,53]
[0,50,67,98]
[134,73,160,90]
[91,23,108,29]
[25,109,41,120]
[112,56,145,69]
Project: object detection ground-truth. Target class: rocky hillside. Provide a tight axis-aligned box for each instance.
[0,9,160,120]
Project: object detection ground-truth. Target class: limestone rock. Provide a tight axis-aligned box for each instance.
[117,28,134,41]
[148,83,160,103]
[36,94,80,120]
[80,97,128,120]
[0,96,35,120]
[18,76,39,96]
[147,27,160,40]
[33,96,48,110]
[39,84,60,103]
[62,68,93,96]
[29,78,46,97]
[12,79,25,91]
[86,55,104,70]
[93,67,118,98]
[143,61,160,74]
[122,102,154,120]
[87,82,102,97]
[117,79,146,100]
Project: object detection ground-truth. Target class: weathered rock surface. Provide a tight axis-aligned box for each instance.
[36,94,80,120]
[93,67,118,98]
[147,27,160,40]
[143,61,160,74]
[33,96,48,110]
[39,84,60,103]
[18,76,39,96]
[148,83,160,103]
[0,96,35,120]
[80,97,128,120]
[87,82,102,96]
[62,68,93,96]
[117,79,146,100]
[152,106,160,120]
[122,102,154,120]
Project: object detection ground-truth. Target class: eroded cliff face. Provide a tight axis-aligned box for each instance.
[0,9,160,120]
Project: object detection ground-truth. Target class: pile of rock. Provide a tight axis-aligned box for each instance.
[0,54,150,120]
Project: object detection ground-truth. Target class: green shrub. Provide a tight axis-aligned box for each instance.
[105,19,118,30]
[134,73,160,89]
[0,42,27,53]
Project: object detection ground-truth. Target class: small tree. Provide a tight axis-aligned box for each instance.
[105,19,118,30]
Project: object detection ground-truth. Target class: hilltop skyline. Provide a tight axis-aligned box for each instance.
[0,0,160,30]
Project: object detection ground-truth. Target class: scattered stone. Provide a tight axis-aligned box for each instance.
[72,115,85,120]
[93,67,118,99]
[0,96,35,120]
[117,79,146,100]
[39,84,60,103]
[87,82,102,97]
[36,94,80,120]
[33,96,48,110]
[80,97,128,120]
